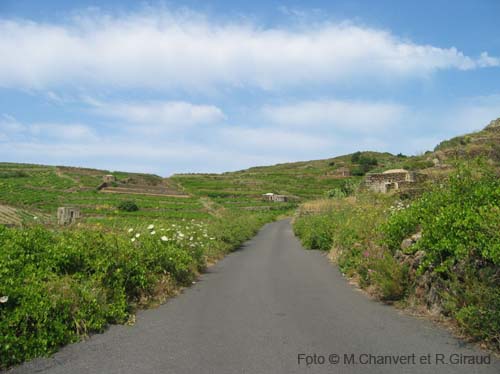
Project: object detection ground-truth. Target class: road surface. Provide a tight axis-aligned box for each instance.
[10,219,499,373]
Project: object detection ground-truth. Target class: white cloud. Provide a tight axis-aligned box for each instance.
[262,99,406,133]
[0,115,97,142]
[0,114,26,135]
[477,52,500,68]
[29,123,97,141]
[0,8,497,91]
[219,126,331,151]
[88,99,225,130]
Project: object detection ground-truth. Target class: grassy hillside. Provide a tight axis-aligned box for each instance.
[0,163,208,228]
[171,151,413,205]
[434,118,500,161]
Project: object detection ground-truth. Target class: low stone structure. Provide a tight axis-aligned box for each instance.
[364,169,425,193]
[57,207,81,225]
[326,166,351,178]
[262,193,288,202]
[103,174,116,183]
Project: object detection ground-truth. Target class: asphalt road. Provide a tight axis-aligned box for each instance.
[9,219,499,374]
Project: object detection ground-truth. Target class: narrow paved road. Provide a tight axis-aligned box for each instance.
[10,220,499,374]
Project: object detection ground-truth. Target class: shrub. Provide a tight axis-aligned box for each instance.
[370,254,409,301]
[293,214,334,251]
[351,151,362,163]
[455,285,500,350]
[0,171,28,178]
[351,155,378,175]
[384,162,500,271]
[0,210,277,368]
[117,201,139,212]
[325,188,346,199]
[382,161,500,348]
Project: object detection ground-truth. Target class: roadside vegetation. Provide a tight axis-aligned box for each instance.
[0,210,281,368]
[293,161,500,351]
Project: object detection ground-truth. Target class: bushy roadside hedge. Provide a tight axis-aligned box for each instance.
[382,164,500,348]
[0,211,275,368]
[293,163,500,350]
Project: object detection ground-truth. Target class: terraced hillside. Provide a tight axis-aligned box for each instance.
[0,163,294,228]
[0,163,208,227]
[171,151,430,207]
[434,117,500,162]
[2,118,499,227]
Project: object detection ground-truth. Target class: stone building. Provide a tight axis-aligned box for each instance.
[103,174,116,183]
[364,169,421,193]
[262,193,288,202]
[326,166,351,178]
[57,207,81,225]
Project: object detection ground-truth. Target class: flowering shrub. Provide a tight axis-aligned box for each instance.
[0,211,274,368]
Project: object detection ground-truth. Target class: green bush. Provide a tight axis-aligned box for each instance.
[383,162,500,270]
[402,159,434,170]
[293,214,334,250]
[0,171,28,178]
[325,188,346,199]
[382,161,500,347]
[0,210,276,368]
[117,201,139,212]
[370,254,409,301]
[455,285,500,349]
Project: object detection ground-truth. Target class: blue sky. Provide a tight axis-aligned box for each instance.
[1,1,499,175]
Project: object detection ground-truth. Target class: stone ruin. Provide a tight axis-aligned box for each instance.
[103,174,116,183]
[325,166,351,179]
[57,206,81,225]
[364,169,426,193]
[262,193,288,202]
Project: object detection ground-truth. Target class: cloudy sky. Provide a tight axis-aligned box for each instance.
[1,1,499,175]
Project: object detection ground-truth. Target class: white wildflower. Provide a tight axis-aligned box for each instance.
[151,231,156,235]
[128,228,134,233]
[161,236,168,242]
[147,224,154,230]
[131,238,136,242]
[135,233,141,238]
[0,296,8,303]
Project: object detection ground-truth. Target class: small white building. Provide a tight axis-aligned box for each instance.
[263,193,275,201]
[262,193,288,202]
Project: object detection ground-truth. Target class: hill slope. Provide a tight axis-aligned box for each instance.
[1,117,499,226]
